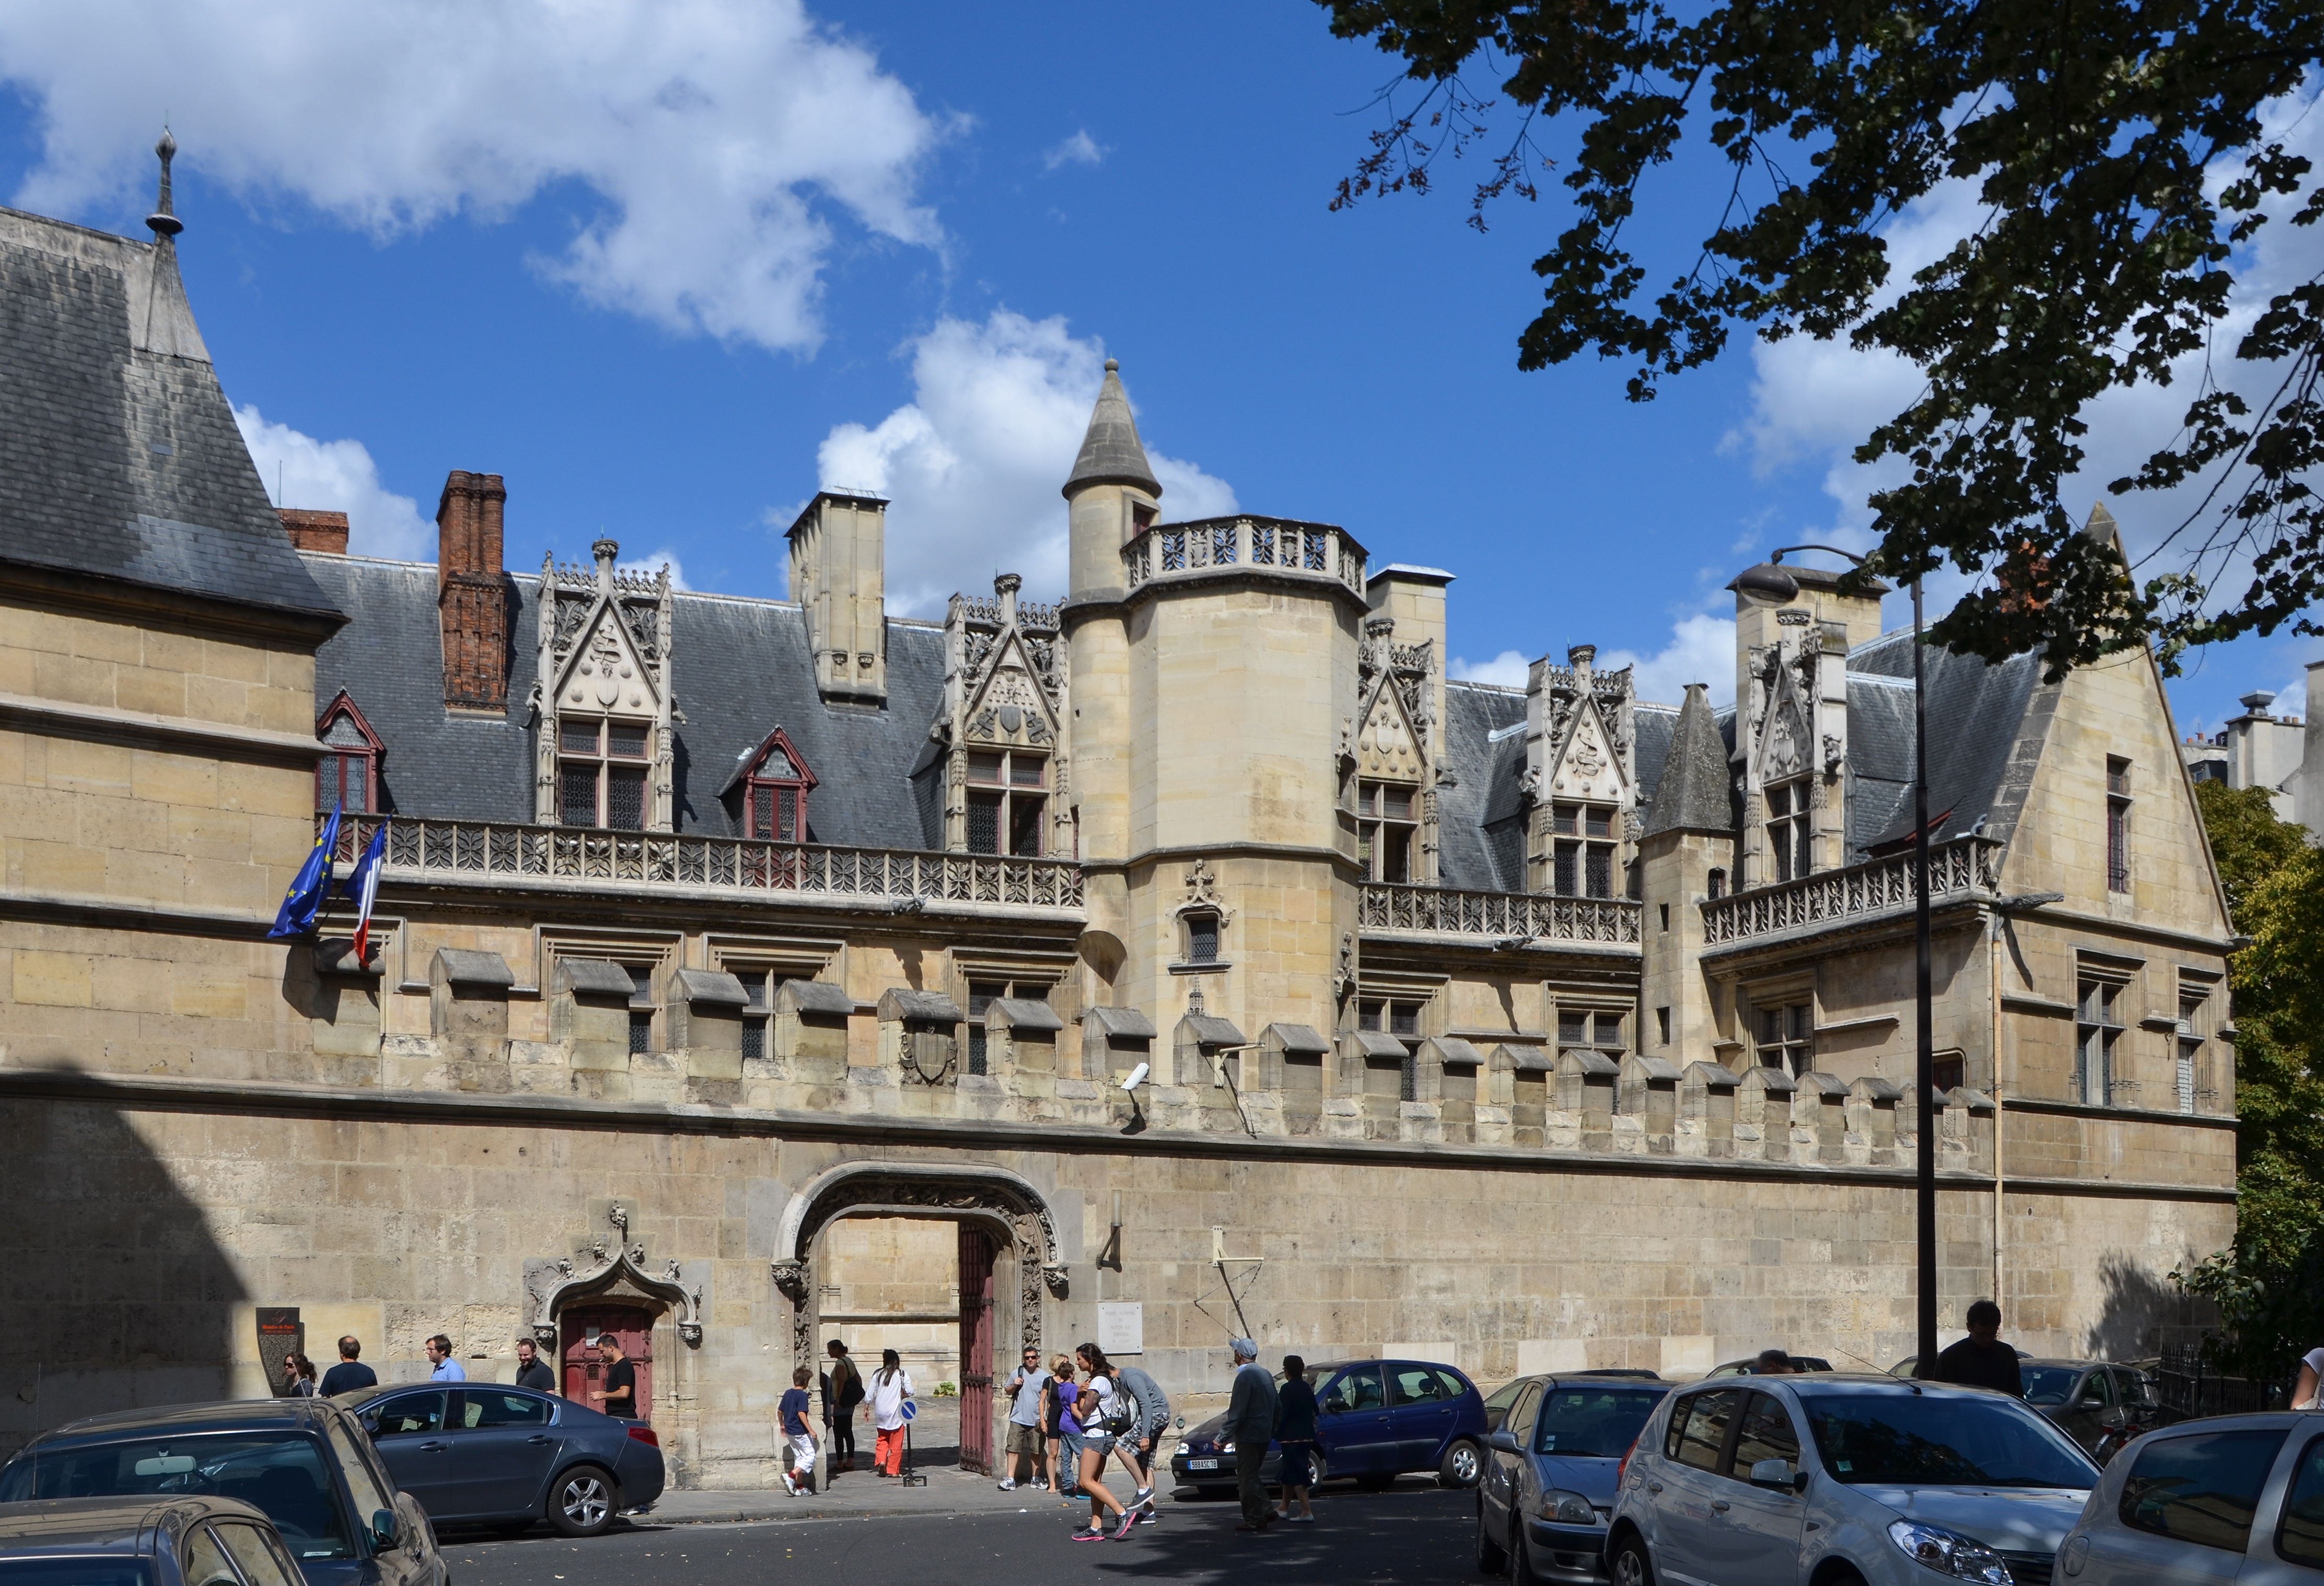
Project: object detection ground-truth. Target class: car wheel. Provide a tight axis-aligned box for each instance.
[548,1465,617,1538]
[1474,1498,1508,1574]
[1440,1438,1483,1488]
[1608,1533,1655,1586]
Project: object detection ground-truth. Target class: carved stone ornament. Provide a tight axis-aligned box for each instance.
[1181,858,1229,922]
[1776,607,1812,625]
[1334,930,1357,1004]
[1823,734,1845,776]
[529,1203,707,1347]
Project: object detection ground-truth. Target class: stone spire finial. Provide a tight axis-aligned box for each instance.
[994,572,1021,626]
[1062,358,1161,499]
[146,129,184,238]
[592,537,620,594]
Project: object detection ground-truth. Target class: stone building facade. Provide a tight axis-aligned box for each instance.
[0,155,2236,1487]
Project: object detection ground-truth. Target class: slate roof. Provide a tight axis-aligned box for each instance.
[1062,360,1160,497]
[301,553,948,848]
[0,207,335,621]
[1438,681,1527,891]
[1842,629,2047,859]
[1643,684,1733,837]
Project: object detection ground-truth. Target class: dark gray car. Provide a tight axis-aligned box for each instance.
[0,1495,310,1586]
[0,1400,444,1586]
[339,1384,663,1537]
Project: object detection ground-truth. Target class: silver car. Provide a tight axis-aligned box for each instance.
[1606,1374,2098,1586]
[2056,1410,2324,1585]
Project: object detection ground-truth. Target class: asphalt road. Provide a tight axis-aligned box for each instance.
[438,1487,1481,1586]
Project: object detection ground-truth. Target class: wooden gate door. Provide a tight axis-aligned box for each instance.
[560,1305,656,1422]
[958,1226,995,1475]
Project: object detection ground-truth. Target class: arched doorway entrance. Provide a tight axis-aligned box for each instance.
[772,1163,1067,1476]
[560,1305,655,1421]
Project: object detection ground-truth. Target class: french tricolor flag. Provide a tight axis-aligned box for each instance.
[342,822,389,964]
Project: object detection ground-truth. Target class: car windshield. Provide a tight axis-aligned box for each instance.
[0,1564,155,1586]
[1534,1387,1665,1458]
[0,1435,356,1560]
[1801,1393,2099,1488]
[2021,1367,2081,1407]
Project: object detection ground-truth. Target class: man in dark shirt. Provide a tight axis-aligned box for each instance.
[514,1337,556,1393]
[318,1336,376,1397]
[1930,1300,2025,1395]
[594,1337,640,1419]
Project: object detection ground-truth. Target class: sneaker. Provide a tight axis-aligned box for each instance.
[1072,1526,1108,1543]
[1292,1513,1316,1523]
[1138,1508,1160,1525]
[1133,1487,1155,1508]
[997,1478,1018,1491]
[780,1473,799,1497]
[1031,1478,1050,1490]
[1111,1511,1140,1540]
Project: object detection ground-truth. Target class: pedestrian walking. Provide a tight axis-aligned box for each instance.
[319,1336,376,1397]
[780,1366,819,1496]
[999,1345,1052,1491]
[424,1335,467,1382]
[1067,1343,1137,1541]
[868,1349,914,1477]
[1272,1355,1318,1523]
[281,1353,318,1398]
[1223,1338,1280,1533]
[1047,1356,1079,1497]
[1928,1300,2025,1395]
[827,1340,864,1473]
[514,1337,556,1393]
[592,1336,638,1418]
[1110,1357,1170,1523]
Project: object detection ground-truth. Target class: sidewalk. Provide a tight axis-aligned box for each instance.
[638,1460,1156,1526]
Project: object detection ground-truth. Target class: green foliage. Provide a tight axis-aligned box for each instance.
[1316,0,2324,678]
[2171,783,2324,1375]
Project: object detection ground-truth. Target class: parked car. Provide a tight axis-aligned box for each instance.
[0,1494,313,1586]
[1475,1373,1673,1583]
[2016,1360,2172,1462]
[2058,1410,2324,1585]
[1171,1359,1488,1497]
[0,1400,444,1586]
[339,1384,662,1538]
[1605,1374,2099,1586]
[1702,1357,1834,1379]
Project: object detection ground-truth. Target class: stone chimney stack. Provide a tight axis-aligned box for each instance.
[437,470,509,713]
[786,490,888,704]
[996,572,1021,628]
[278,508,349,555]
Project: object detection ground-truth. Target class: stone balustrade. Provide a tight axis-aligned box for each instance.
[325,814,1085,913]
[1700,836,2001,947]
[1359,882,1643,946]
[1121,514,1367,595]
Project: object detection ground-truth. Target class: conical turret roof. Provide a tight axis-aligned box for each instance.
[1643,682,1736,837]
[1062,358,1161,498]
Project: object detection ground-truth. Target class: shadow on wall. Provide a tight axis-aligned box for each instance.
[0,1099,245,1457]
[2086,1252,2212,1360]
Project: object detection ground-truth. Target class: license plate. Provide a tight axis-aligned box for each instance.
[1187,1458,1218,1471]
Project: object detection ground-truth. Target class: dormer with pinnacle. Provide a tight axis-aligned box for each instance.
[935,573,1070,857]
[1520,646,1640,897]
[532,539,679,831]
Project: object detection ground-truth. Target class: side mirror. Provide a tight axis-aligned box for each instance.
[369,1510,399,1553]
[1487,1429,1521,1454]
[359,1416,381,1437]
[1748,1459,1803,1494]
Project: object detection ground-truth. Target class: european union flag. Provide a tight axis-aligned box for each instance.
[270,804,341,940]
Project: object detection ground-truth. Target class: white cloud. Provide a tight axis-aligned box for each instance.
[1450,650,1530,688]
[0,0,946,352]
[620,547,688,591]
[1042,131,1107,172]
[814,310,1236,615]
[1727,86,2324,629]
[234,404,432,560]
[1602,611,1739,709]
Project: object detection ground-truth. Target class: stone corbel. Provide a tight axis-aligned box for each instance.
[771,1259,810,1304]
[1042,1263,1071,1298]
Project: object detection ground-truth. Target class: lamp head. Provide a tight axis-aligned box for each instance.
[1733,561,1801,602]
[1121,1062,1150,1093]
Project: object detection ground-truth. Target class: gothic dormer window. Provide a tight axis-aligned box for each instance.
[316,692,382,813]
[1357,779,1419,882]
[966,750,1047,856]
[1766,776,1813,882]
[560,718,653,830]
[739,730,817,842]
[1549,801,1619,897]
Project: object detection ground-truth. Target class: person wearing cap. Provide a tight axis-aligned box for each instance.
[1224,1338,1280,1533]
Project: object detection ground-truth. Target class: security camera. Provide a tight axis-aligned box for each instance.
[1121,1062,1151,1093]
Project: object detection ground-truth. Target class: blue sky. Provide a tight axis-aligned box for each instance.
[1,0,2314,736]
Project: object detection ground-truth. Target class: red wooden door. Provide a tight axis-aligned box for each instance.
[958,1226,995,1475]
[561,1305,656,1423]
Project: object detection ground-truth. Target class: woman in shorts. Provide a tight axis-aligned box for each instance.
[1067,1344,1136,1541]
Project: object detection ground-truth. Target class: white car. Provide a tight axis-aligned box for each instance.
[1606,1374,2098,1586]
[2056,1410,2324,1585]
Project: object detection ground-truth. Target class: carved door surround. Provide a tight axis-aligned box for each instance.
[770,1161,1068,1369]
[525,1201,706,1348]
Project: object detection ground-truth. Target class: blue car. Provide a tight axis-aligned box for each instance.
[1171,1359,1490,1496]
[1476,1373,1671,1583]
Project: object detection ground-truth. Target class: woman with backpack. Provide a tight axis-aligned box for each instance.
[824,1340,864,1473]
[1067,1343,1138,1542]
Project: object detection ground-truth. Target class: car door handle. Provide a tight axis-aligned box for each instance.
[527,1435,553,1444]
[1711,1499,1730,1512]
[417,1441,449,1453]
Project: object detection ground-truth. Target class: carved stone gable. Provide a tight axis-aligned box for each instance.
[1356,675,1425,783]
[556,607,659,713]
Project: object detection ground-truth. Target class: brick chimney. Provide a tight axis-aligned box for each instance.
[278,508,350,554]
[437,470,509,712]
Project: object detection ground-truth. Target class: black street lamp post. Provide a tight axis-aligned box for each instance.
[1734,546,1937,1376]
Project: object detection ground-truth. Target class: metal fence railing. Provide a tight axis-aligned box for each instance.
[2153,1343,2294,1419]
